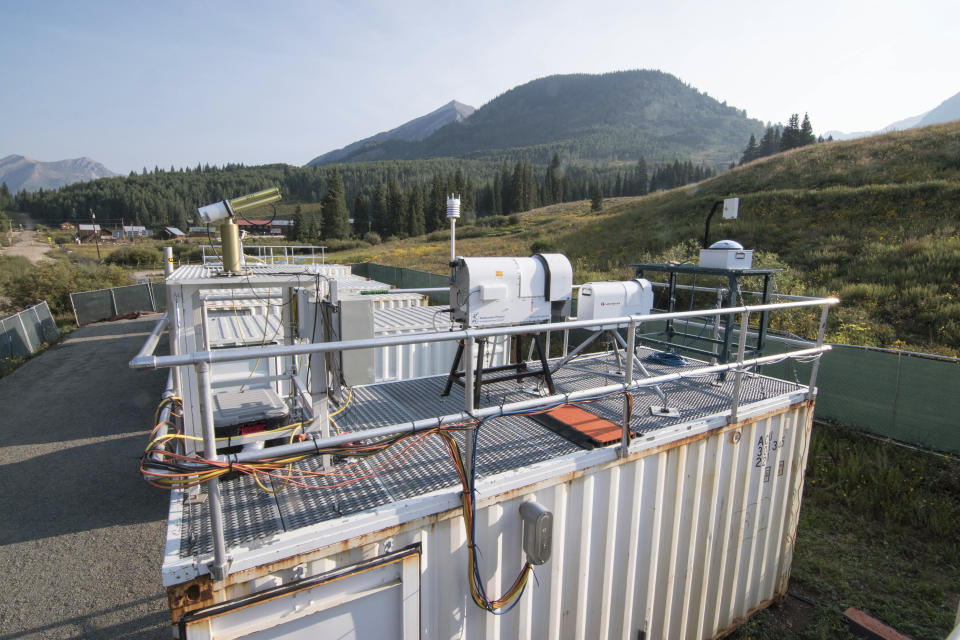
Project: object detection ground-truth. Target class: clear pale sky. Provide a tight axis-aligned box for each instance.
[1,0,957,174]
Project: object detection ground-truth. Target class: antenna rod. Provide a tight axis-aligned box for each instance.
[702,200,723,249]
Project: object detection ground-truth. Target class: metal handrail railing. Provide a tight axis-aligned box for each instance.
[132,294,838,579]
[201,244,328,266]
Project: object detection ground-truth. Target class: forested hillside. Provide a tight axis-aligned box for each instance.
[325,70,764,167]
[8,155,713,236]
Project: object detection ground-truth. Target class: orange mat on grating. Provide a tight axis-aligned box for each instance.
[531,405,623,449]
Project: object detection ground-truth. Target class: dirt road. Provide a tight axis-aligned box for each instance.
[1,230,53,264]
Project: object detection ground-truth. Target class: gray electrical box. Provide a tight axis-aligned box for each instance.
[519,501,553,565]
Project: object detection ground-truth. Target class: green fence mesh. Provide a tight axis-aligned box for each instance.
[71,289,116,325]
[71,283,163,325]
[0,302,60,360]
[351,263,449,305]
[637,320,960,454]
[112,284,155,314]
[0,316,31,359]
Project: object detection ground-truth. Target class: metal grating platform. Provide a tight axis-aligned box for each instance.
[178,347,804,558]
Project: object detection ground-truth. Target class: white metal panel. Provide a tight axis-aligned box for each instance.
[184,551,419,640]
[184,402,812,640]
[374,329,509,383]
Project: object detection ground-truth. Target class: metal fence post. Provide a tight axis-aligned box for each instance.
[109,289,118,315]
[621,320,636,458]
[147,283,157,312]
[70,292,80,326]
[18,311,35,354]
[196,361,230,580]
[463,337,476,493]
[729,310,750,424]
[0,317,9,359]
[806,305,830,401]
[31,306,43,343]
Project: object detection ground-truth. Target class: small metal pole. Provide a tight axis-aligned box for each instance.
[806,305,830,401]
[621,320,636,458]
[109,288,118,315]
[196,361,230,580]
[562,327,569,357]
[712,289,723,363]
[163,247,174,278]
[729,310,750,424]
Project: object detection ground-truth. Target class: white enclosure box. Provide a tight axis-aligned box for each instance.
[450,254,572,328]
[699,240,753,270]
[577,279,654,324]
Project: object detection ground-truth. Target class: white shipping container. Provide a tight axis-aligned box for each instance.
[170,396,813,640]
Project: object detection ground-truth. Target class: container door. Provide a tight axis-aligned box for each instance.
[181,547,420,640]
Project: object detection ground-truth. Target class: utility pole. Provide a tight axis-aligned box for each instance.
[90,208,101,260]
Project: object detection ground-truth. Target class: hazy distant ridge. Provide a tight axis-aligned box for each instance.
[0,154,117,193]
[307,101,476,166]
[823,89,960,141]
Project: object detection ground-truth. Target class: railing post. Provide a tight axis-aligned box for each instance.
[806,305,830,401]
[729,310,750,424]
[621,320,636,458]
[196,361,230,580]
[163,247,174,278]
[463,337,476,493]
[109,288,118,315]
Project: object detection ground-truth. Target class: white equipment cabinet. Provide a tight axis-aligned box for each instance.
[699,240,754,270]
[450,254,572,328]
[577,278,654,324]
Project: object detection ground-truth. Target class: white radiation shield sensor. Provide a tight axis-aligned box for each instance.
[198,201,230,223]
[722,197,740,219]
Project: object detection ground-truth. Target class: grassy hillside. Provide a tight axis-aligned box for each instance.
[334,122,960,355]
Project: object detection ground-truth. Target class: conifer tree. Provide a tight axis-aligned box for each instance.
[800,113,816,146]
[321,168,350,239]
[590,179,603,211]
[428,173,446,232]
[386,179,407,237]
[780,114,801,151]
[372,183,388,236]
[740,133,760,165]
[291,205,306,241]
[408,185,425,237]
[637,157,649,195]
[353,193,369,233]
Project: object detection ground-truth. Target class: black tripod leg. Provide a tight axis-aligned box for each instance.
[474,339,486,407]
[534,334,556,394]
[514,334,525,382]
[442,340,464,396]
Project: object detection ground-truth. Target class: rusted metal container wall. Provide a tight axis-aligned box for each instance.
[183,402,812,640]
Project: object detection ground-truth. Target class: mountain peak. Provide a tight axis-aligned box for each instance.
[307,100,476,166]
[310,69,762,167]
[0,155,118,193]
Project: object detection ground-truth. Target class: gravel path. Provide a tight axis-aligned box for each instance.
[1,231,53,264]
[0,317,171,639]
